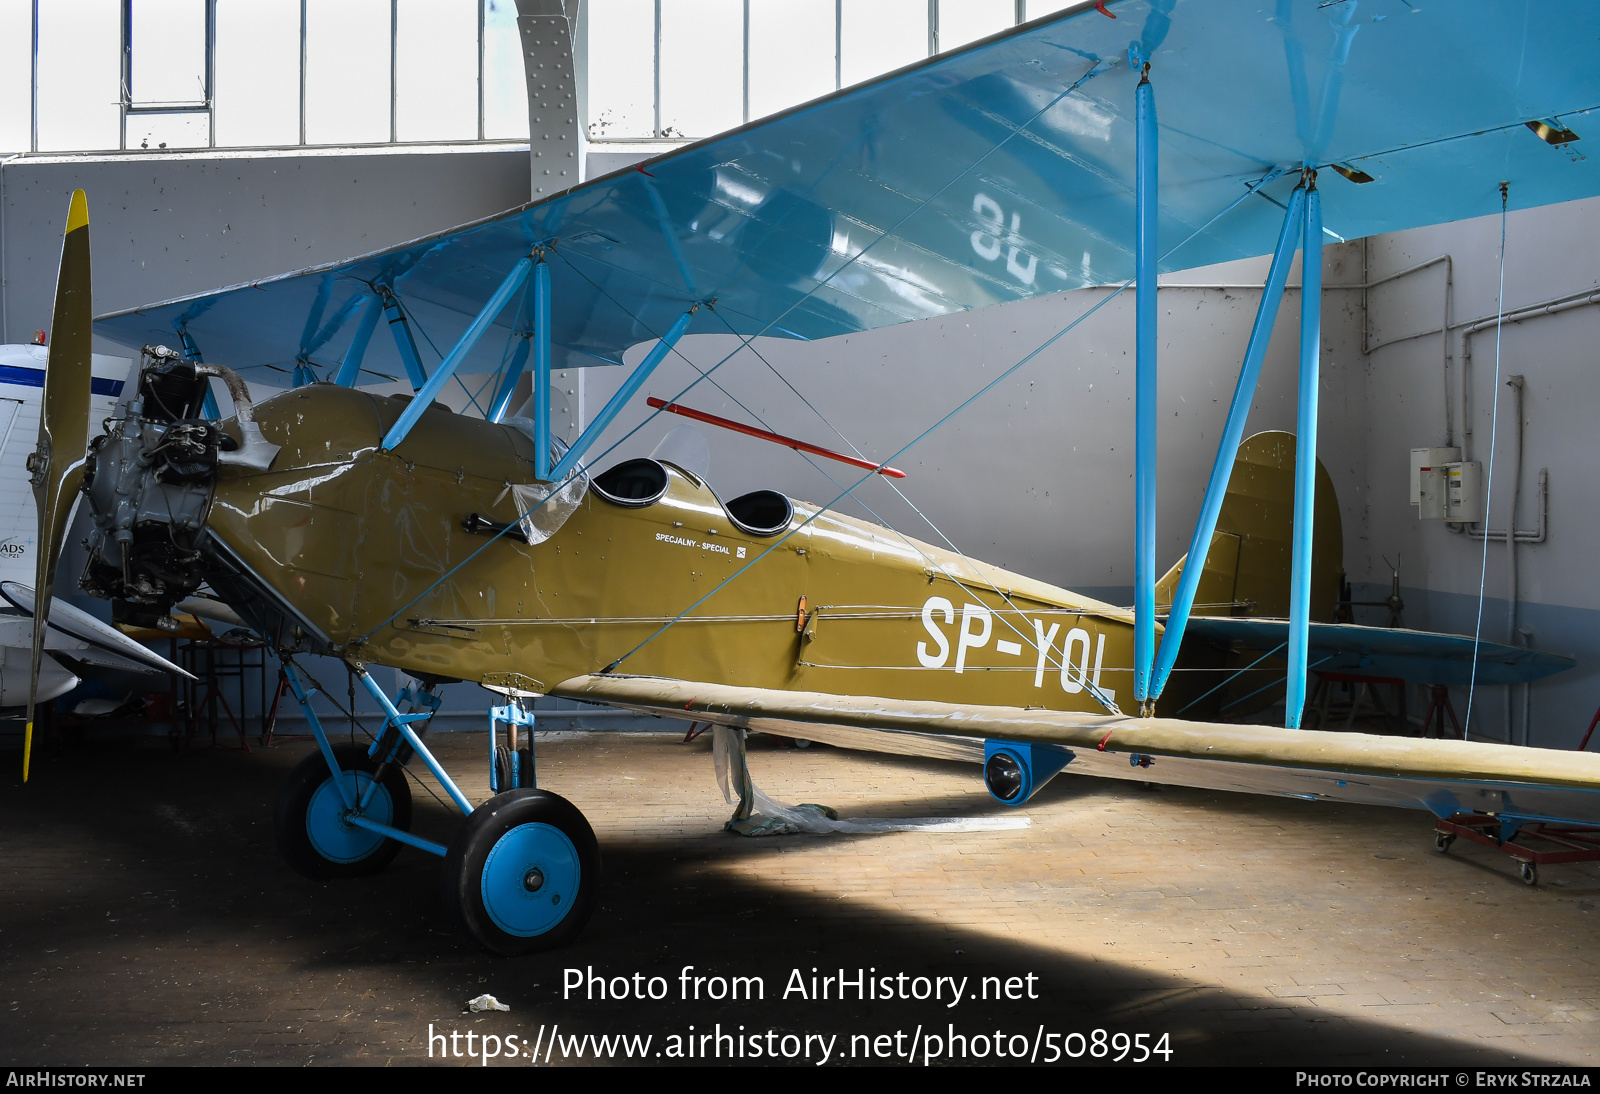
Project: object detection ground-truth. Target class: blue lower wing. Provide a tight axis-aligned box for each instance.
[1180,617,1576,687]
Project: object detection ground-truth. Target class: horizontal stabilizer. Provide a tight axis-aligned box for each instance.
[1,582,196,681]
[1178,616,1575,687]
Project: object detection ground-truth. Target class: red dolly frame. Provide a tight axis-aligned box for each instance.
[1434,812,1600,886]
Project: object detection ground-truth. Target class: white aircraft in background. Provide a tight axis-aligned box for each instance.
[0,341,191,708]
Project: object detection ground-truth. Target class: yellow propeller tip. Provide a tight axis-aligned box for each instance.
[22,720,32,782]
[65,190,88,234]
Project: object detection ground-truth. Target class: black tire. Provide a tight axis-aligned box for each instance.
[275,742,413,880]
[441,789,599,955]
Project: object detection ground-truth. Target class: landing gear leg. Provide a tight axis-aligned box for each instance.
[488,699,537,793]
[441,699,596,954]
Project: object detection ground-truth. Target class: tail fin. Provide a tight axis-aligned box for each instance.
[1156,431,1343,622]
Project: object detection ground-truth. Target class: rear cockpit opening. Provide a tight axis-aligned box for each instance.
[590,458,670,507]
[724,490,793,536]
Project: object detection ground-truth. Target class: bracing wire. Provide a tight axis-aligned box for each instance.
[601,283,1132,676]
[358,65,1110,642]
[1464,182,1511,740]
[700,306,1121,711]
[555,248,1112,703]
[393,294,491,417]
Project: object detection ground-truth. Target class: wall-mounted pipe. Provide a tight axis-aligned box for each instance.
[1461,289,1600,460]
[1448,468,1546,543]
[1504,375,1525,650]
[1165,252,1459,446]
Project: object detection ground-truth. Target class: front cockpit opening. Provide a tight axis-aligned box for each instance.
[590,458,670,507]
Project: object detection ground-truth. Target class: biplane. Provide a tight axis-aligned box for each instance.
[19,0,1600,953]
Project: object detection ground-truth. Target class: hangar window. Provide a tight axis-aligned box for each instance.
[580,1,1077,145]
[591,458,670,508]
[2,0,531,153]
[0,0,1077,154]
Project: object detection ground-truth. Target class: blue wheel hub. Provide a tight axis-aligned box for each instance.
[481,822,580,937]
[306,771,393,864]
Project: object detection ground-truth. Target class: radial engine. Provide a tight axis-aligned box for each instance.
[79,346,278,629]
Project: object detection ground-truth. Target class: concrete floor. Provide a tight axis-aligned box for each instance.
[2,728,1598,1067]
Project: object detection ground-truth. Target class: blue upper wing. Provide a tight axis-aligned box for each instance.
[93,0,1600,384]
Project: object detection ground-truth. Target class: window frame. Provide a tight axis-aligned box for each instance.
[15,0,1038,154]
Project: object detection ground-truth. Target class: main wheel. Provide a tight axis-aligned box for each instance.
[441,789,599,955]
[275,742,412,880]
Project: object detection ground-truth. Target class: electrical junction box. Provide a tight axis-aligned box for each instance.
[1446,460,1483,523]
[1419,466,1449,520]
[1411,447,1460,505]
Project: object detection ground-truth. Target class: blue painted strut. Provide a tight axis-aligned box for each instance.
[355,668,476,816]
[1147,184,1307,701]
[1285,180,1324,728]
[382,257,533,452]
[281,662,451,860]
[281,662,356,812]
[334,294,382,387]
[1133,63,1158,710]
[548,306,695,482]
[533,260,553,477]
[486,259,547,423]
[381,289,430,391]
[487,336,531,424]
[174,323,221,419]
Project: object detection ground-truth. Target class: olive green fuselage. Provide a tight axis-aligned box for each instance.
[209,385,1138,712]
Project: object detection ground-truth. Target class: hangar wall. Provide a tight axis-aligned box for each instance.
[575,248,1372,607]
[3,144,1596,749]
[0,145,532,345]
[1352,196,1600,749]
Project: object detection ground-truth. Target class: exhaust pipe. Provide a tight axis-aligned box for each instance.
[192,362,280,471]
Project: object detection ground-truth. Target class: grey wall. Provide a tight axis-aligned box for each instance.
[0,144,531,347]
[1351,196,1600,747]
[576,246,1371,605]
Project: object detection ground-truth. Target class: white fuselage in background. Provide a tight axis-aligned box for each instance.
[0,345,133,706]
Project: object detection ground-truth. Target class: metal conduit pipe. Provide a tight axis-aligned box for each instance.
[1164,252,1458,443]
[1504,375,1525,745]
[1359,253,1455,445]
[1447,468,1546,543]
[1461,290,1600,460]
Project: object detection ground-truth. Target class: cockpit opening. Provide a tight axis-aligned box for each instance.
[725,490,793,536]
[590,458,670,507]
